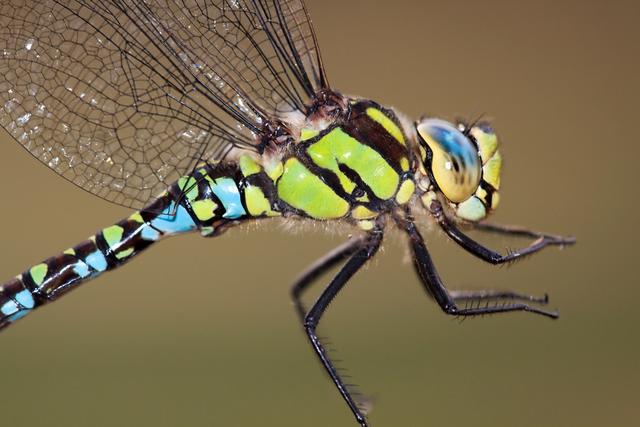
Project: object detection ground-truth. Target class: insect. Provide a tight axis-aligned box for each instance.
[0,1,575,426]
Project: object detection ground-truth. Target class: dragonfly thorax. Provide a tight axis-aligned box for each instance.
[259,97,417,229]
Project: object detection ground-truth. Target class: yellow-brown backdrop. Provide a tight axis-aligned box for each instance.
[1,1,637,426]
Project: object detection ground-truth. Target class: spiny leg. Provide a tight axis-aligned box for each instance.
[428,200,575,265]
[450,290,549,305]
[291,236,366,322]
[474,221,574,240]
[411,266,552,313]
[396,214,558,319]
[303,227,383,427]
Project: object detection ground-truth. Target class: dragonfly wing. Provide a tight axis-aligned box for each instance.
[0,0,328,209]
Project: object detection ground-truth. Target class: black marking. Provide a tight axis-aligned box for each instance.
[479,180,497,209]
[94,233,120,271]
[241,172,281,216]
[295,149,355,204]
[452,158,461,172]
[338,164,387,212]
[343,101,408,174]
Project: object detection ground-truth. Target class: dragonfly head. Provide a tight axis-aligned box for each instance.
[415,118,502,221]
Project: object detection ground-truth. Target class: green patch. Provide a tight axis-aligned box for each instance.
[103,225,124,249]
[192,199,217,221]
[115,248,134,260]
[308,128,399,200]
[300,128,320,141]
[245,185,279,217]
[483,150,502,190]
[178,176,199,201]
[128,212,144,224]
[239,155,262,177]
[396,180,415,204]
[277,158,350,219]
[30,263,48,286]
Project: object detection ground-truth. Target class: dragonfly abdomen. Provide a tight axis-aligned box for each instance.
[0,213,162,330]
[0,162,280,330]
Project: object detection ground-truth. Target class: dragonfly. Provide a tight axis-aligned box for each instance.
[0,1,575,426]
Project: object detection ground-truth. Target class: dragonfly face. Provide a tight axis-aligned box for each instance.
[416,118,502,221]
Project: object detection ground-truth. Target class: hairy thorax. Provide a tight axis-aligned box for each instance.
[251,96,421,230]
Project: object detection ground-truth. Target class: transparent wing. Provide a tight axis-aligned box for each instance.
[0,0,327,208]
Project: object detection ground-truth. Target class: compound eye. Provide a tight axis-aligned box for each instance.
[416,119,482,203]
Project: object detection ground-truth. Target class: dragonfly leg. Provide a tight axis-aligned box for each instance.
[397,215,558,319]
[428,200,575,265]
[290,236,366,322]
[449,289,551,312]
[302,227,383,427]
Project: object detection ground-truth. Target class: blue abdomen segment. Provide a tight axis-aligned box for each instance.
[209,177,246,219]
[0,279,35,326]
[148,202,198,235]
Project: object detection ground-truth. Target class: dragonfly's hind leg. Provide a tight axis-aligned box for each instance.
[290,236,366,322]
[428,200,575,265]
[449,289,549,305]
[396,215,558,319]
[448,289,553,316]
[297,227,383,427]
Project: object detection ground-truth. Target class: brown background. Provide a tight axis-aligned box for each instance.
[1,1,638,426]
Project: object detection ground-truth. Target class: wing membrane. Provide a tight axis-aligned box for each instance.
[0,0,327,208]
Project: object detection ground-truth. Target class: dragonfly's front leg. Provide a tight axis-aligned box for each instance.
[300,226,383,427]
[428,200,576,265]
[396,214,558,319]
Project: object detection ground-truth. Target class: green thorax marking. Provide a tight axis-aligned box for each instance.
[276,100,415,220]
[277,157,350,219]
[306,127,400,200]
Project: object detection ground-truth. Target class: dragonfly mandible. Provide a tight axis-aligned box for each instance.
[0,1,575,426]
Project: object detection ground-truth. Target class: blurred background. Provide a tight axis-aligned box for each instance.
[1,0,637,426]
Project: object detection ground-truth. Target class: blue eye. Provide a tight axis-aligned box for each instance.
[416,119,482,203]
